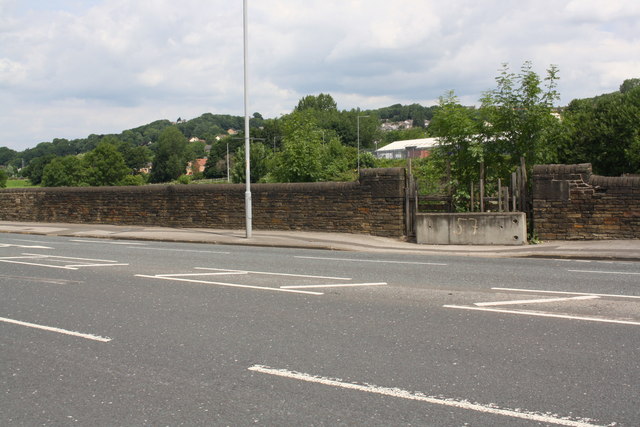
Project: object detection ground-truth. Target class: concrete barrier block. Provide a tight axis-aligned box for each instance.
[416,213,527,245]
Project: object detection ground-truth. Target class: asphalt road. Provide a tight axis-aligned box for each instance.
[1,233,639,426]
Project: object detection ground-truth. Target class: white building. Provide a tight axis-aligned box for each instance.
[374,138,439,159]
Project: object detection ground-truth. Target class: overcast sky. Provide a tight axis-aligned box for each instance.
[1,0,638,151]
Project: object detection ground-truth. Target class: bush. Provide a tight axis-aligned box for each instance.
[176,174,191,185]
[119,174,147,186]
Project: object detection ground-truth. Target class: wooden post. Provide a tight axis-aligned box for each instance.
[470,182,474,212]
[511,172,517,212]
[498,178,502,212]
[480,179,484,212]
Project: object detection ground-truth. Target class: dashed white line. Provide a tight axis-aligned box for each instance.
[568,269,640,276]
[0,243,52,249]
[70,239,147,246]
[130,247,230,254]
[157,272,248,278]
[281,282,387,289]
[0,316,111,342]
[248,365,608,427]
[65,263,129,268]
[295,256,447,266]
[474,295,599,307]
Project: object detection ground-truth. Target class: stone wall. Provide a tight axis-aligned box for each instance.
[533,164,640,240]
[0,168,407,237]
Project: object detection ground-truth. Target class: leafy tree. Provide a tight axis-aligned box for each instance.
[620,78,640,94]
[558,81,640,175]
[0,168,7,188]
[271,111,326,182]
[479,61,561,175]
[119,143,153,174]
[41,156,88,187]
[375,103,438,123]
[150,126,188,183]
[320,137,356,181]
[295,93,338,112]
[231,142,271,183]
[0,147,17,165]
[84,141,131,186]
[186,140,207,162]
[428,91,484,201]
[23,154,57,185]
[203,135,244,179]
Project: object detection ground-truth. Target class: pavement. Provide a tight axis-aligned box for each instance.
[1,220,639,261]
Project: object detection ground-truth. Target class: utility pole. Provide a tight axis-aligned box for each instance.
[243,0,252,238]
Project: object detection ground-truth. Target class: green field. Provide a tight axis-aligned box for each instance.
[5,179,36,188]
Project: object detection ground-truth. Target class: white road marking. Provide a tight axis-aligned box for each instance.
[492,287,640,300]
[0,254,128,270]
[128,247,230,254]
[248,365,607,427]
[65,263,129,268]
[0,274,81,285]
[0,316,111,342]
[7,239,53,244]
[281,282,387,289]
[474,295,600,307]
[295,255,447,266]
[568,269,640,276]
[135,274,324,295]
[22,253,120,263]
[0,243,53,249]
[157,272,248,278]
[444,305,640,326]
[70,239,147,246]
[0,258,77,270]
[195,267,352,281]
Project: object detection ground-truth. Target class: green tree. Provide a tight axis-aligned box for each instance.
[295,93,338,112]
[479,61,561,174]
[0,168,7,188]
[23,154,57,185]
[84,141,131,186]
[41,156,88,187]
[231,142,271,183]
[428,91,484,201]
[150,127,188,183]
[271,111,326,182]
[620,78,640,94]
[558,81,640,175]
[119,143,153,174]
[0,147,17,165]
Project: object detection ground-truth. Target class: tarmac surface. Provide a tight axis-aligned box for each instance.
[1,220,639,261]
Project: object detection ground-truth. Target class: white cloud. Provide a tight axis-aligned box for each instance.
[1,0,639,151]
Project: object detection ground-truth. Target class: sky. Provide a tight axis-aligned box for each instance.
[1,0,639,151]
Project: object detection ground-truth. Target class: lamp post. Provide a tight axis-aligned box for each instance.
[357,115,370,175]
[243,0,252,238]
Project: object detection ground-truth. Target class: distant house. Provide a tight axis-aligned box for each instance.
[186,158,207,175]
[189,137,206,143]
[374,138,439,159]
